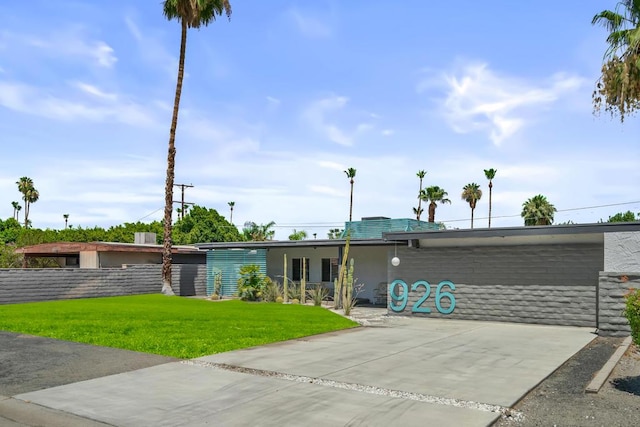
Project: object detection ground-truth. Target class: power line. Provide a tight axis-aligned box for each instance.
[173,183,194,220]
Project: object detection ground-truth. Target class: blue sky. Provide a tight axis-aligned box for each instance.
[0,0,638,240]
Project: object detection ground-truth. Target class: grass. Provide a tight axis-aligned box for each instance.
[0,295,358,358]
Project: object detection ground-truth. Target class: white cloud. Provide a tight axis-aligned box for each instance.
[422,62,586,146]
[287,8,332,38]
[382,129,394,136]
[73,82,117,100]
[303,95,374,146]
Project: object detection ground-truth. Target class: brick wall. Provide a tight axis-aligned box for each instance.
[0,264,207,304]
[387,243,603,328]
[598,272,638,336]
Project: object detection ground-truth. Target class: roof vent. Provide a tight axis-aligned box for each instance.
[134,232,157,245]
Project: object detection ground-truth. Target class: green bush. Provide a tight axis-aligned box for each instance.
[624,288,640,346]
[262,278,283,303]
[237,264,268,301]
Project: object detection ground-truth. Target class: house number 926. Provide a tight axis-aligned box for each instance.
[389,279,456,314]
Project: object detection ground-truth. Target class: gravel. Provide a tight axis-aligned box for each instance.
[493,337,640,427]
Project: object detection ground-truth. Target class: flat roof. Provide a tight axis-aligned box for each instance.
[196,238,395,250]
[16,242,203,256]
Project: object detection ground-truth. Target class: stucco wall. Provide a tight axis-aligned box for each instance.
[598,272,638,336]
[99,252,161,268]
[0,264,207,304]
[266,247,341,285]
[349,246,388,303]
[387,243,603,327]
[604,232,640,271]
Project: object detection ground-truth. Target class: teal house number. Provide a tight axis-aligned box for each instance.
[389,279,456,314]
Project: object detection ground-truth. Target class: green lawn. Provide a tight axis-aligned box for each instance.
[0,295,358,358]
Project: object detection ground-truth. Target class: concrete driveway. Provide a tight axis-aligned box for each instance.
[11,314,595,427]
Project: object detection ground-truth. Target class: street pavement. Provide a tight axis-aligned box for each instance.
[2,311,596,426]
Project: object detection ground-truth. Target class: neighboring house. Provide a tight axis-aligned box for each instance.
[15,233,204,268]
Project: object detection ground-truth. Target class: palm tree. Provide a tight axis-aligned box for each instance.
[344,168,356,222]
[16,177,39,228]
[243,221,276,241]
[228,201,235,223]
[419,186,451,223]
[461,183,482,229]
[415,170,426,221]
[521,195,557,226]
[15,204,21,221]
[592,0,640,121]
[288,229,308,240]
[11,201,20,221]
[161,0,232,296]
[327,228,343,239]
[63,214,69,229]
[484,168,497,228]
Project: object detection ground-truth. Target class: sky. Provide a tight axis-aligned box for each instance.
[0,0,639,240]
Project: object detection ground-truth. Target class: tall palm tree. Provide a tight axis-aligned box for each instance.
[15,204,21,221]
[63,214,69,229]
[461,183,482,229]
[419,186,451,223]
[484,168,497,228]
[11,201,20,221]
[592,0,640,121]
[344,167,356,222]
[415,170,426,221]
[161,0,232,296]
[228,201,235,223]
[521,195,557,226]
[17,177,39,228]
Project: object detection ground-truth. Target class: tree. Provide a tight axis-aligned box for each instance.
[228,201,235,224]
[419,186,451,223]
[607,210,640,222]
[17,177,39,229]
[242,221,276,241]
[592,0,640,121]
[288,229,308,240]
[11,202,21,221]
[161,0,232,296]
[327,228,344,239]
[415,170,427,221]
[173,205,241,244]
[461,183,482,229]
[484,168,497,228]
[344,167,357,222]
[521,195,557,226]
[63,214,69,229]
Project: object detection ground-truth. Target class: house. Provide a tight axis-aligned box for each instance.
[15,233,205,268]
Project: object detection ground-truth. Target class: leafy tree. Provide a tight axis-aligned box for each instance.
[161,0,232,296]
[521,195,557,226]
[17,177,39,228]
[228,201,235,223]
[592,0,640,121]
[288,229,308,240]
[242,221,276,241]
[415,170,426,221]
[484,168,497,228]
[419,186,451,223]
[344,167,357,222]
[173,205,241,244]
[607,210,640,222]
[327,228,344,239]
[461,183,482,229]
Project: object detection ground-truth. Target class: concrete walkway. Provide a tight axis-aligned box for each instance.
[10,313,595,427]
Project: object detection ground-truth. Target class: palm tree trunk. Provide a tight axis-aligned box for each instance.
[230,207,233,224]
[24,201,29,228]
[428,202,436,223]
[471,207,474,229]
[488,181,493,228]
[162,20,188,296]
[417,177,423,221]
[349,180,354,222]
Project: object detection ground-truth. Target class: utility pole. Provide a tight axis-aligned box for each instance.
[173,183,194,220]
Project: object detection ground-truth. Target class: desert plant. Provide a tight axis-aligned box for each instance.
[624,287,640,346]
[308,284,329,306]
[300,258,307,304]
[212,270,222,297]
[283,254,289,303]
[287,281,302,301]
[342,258,355,315]
[262,278,283,303]
[275,296,284,303]
[334,231,351,309]
[237,264,267,301]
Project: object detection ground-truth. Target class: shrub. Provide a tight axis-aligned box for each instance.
[624,288,640,346]
[237,265,268,301]
[262,278,283,303]
[308,284,329,306]
[275,296,284,303]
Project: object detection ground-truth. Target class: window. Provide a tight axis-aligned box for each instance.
[292,258,310,281]
[321,258,339,282]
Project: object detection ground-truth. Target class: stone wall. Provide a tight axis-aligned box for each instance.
[598,272,638,336]
[387,243,603,328]
[0,264,207,305]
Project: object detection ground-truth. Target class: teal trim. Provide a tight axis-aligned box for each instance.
[206,249,267,297]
